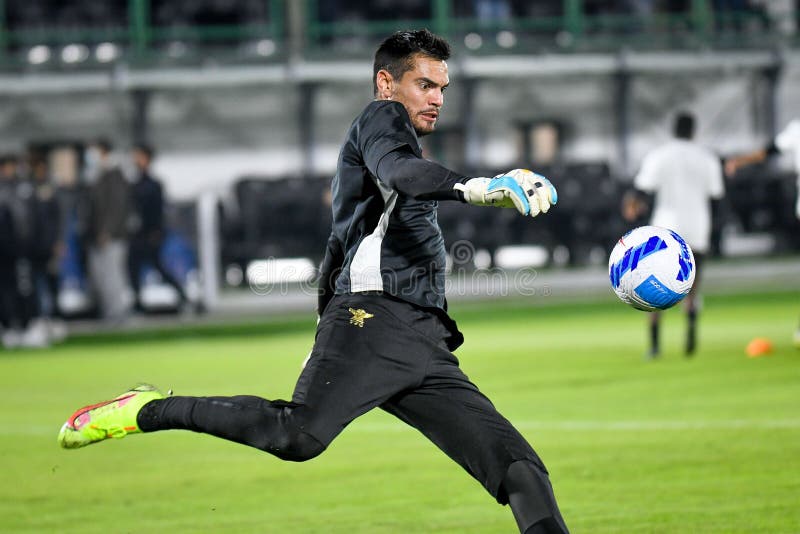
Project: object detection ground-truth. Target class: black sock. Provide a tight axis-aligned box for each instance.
[137,398,172,432]
[686,309,697,355]
[503,460,569,533]
[525,519,567,534]
[649,319,660,355]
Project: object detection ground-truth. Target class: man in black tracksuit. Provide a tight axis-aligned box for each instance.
[0,155,21,343]
[0,154,41,346]
[59,30,567,533]
[127,143,189,312]
[29,157,63,320]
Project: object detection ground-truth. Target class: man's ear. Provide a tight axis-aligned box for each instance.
[376,69,394,100]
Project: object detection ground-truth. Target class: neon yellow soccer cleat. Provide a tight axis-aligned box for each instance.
[58,384,165,449]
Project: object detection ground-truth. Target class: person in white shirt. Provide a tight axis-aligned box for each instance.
[624,111,725,358]
[725,118,800,347]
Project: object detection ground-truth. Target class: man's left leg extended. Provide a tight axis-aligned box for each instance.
[381,349,568,533]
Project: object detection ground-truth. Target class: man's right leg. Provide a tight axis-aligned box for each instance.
[137,395,327,461]
[134,295,437,459]
[58,294,432,461]
[57,384,326,461]
[648,311,660,359]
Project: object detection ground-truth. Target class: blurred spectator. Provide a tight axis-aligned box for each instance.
[628,0,656,31]
[366,0,429,20]
[86,139,131,322]
[53,147,93,318]
[660,0,691,12]
[192,0,245,26]
[474,0,512,21]
[127,143,190,313]
[724,118,800,347]
[712,0,748,32]
[190,0,246,45]
[28,156,68,342]
[756,0,796,35]
[509,0,562,17]
[625,112,725,358]
[0,154,49,348]
[658,0,692,33]
[0,155,22,348]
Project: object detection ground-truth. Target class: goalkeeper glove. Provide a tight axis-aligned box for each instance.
[454,169,557,217]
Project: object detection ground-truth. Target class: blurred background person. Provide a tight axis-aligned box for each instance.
[86,139,131,323]
[725,117,800,347]
[0,153,49,348]
[0,154,22,348]
[28,155,68,343]
[52,147,93,320]
[624,111,725,358]
[127,142,191,313]
[712,0,747,32]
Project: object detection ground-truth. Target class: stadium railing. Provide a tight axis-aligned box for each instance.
[0,1,797,70]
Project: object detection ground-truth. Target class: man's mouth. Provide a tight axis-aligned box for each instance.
[420,111,438,122]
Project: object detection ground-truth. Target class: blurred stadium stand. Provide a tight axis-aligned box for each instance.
[0,1,799,303]
[1,1,797,66]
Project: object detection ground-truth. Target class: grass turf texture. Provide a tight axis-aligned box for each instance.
[2,290,799,533]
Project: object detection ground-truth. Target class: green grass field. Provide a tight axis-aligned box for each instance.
[2,290,799,533]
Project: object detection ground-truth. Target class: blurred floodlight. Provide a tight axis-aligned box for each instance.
[496,31,517,48]
[474,248,492,270]
[95,42,119,63]
[61,44,90,64]
[494,245,549,269]
[225,263,244,287]
[246,258,316,287]
[27,45,51,65]
[464,33,483,50]
[167,41,188,59]
[551,245,570,267]
[255,39,276,57]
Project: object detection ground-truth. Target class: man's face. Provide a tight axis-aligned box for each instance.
[379,54,449,136]
[132,149,149,170]
[0,162,17,179]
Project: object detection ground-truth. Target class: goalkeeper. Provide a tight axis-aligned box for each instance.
[58,29,567,534]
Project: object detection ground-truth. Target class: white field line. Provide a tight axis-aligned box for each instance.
[5,419,800,438]
[348,419,800,433]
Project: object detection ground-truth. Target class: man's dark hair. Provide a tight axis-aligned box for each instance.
[373,29,451,96]
[674,112,696,140]
[0,153,19,166]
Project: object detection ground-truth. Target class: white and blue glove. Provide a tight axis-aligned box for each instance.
[454,168,558,217]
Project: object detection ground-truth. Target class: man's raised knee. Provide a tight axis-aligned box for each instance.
[268,430,326,462]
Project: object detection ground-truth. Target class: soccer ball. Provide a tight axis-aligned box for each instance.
[608,226,695,312]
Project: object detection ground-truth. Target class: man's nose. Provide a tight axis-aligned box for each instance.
[431,89,444,107]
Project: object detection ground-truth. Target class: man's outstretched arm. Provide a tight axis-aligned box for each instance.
[376,148,557,217]
[724,142,779,176]
[375,147,468,201]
